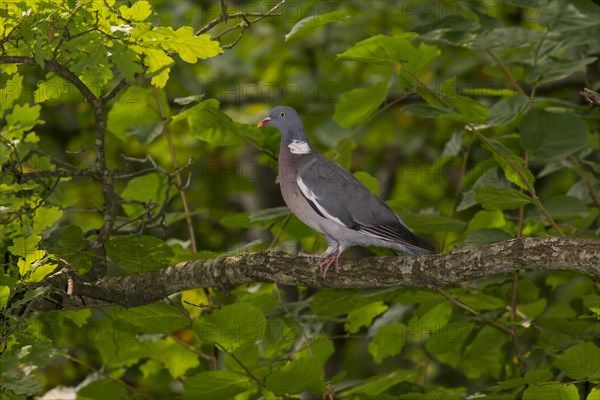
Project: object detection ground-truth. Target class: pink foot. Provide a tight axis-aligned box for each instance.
[319,251,340,278]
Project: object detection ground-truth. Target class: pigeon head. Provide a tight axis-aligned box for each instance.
[257,106,307,143]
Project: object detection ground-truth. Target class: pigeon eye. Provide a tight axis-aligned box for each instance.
[280,112,286,117]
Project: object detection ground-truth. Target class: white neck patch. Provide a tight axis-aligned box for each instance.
[288,139,311,155]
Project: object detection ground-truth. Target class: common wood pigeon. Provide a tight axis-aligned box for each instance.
[258,106,436,277]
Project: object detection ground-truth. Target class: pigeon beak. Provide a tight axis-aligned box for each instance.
[257,117,272,128]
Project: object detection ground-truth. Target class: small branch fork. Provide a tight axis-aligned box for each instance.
[196,0,286,49]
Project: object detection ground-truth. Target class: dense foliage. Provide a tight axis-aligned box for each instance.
[1,0,599,399]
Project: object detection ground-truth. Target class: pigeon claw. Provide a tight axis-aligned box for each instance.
[318,251,340,278]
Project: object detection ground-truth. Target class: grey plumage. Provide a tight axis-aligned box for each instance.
[258,106,435,276]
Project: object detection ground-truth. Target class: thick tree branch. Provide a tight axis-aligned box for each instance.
[32,237,599,311]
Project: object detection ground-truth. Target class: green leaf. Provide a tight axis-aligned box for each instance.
[337,33,419,63]
[32,206,62,234]
[474,186,532,210]
[0,286,10,309]
[194,302,266,350]
[285,11,348,41]
[148,337,200,378]
[248,207,290,225]
[368,323,406,364]
[119,0,152,21]
[403,104,456,119]
[120,172,167,218]
[523,384,579,400]
[340,370,413,396]
[220,212,251,229]
[9,235,44,275]
[453,292,505,311]
[417,302,452,332]
[583,294,600,315]
[588,387,600,400]
[127,121,165,145]
[487,94,531,126]
[543,195,589,218]
[482,139,535,191]
[345,301,388,333]
[47,225,93,274]
[107,87,162,141]
[78,379,127,400]
[463,228,513,247]
[265,357,324,396]
[554,342,600,380]
[184,370,254,400]
[416,78,489,123]
[353,171,380,195]
[539,1,600,32]
[472,27,543,50]
[441,131,463,159]
[466,210,506,233]
[118,302,190,334]
[520,109,588,161]
[529,57,597,84]
[144,27,223,64]
[401,213,466,233]
[333,79,389,128]
[105,235,174,273]
[172,99,242,146]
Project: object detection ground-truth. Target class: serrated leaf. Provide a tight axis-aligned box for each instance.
[520,109,588,161]
[32,206,62,234]
[285,11,348,41]
[333,79,389,128]
[119,0,152,21]
[474,186,532,210]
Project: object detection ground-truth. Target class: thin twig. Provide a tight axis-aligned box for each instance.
[152,86,198,253]
[436,288,513,336]
[60,352,153,399]
[401,65,565,237]
[215,343,265,386]
[486,50,526,96]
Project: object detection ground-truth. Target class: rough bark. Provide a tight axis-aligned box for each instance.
[31,237,599,311]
